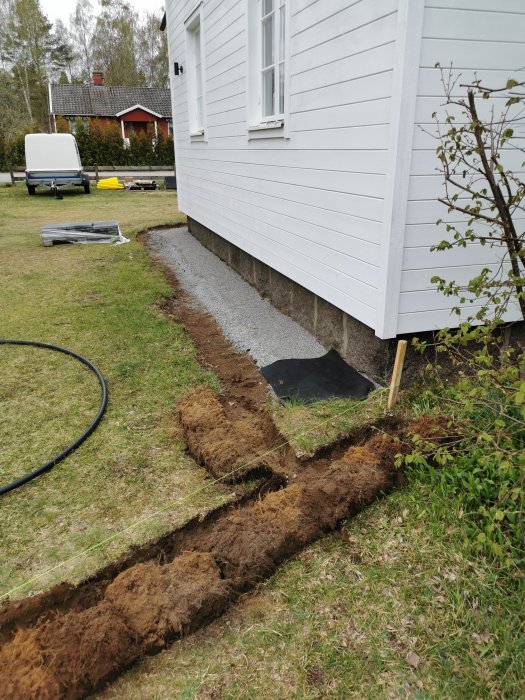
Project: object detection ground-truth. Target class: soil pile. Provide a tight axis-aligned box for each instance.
[178,387,283,480]
[0,233,446,698]
[0,433,403,699]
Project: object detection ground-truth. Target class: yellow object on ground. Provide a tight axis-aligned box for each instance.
[96,177,125,190]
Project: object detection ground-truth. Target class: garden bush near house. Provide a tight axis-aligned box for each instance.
[0,130,32,170]
[154,128,174,167]
[129,124,156,166]
[55,115,69,133]
[75,117,175,167]
[104,121,129,165]
[401,335,525,570]
[400,70,525,572]
[0,116,175,169]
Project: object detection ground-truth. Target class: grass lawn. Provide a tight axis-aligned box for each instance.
[104,485,525,700]
[1,185,523,698]
[0,184,228,598]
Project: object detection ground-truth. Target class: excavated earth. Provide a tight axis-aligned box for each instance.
[0,231,446,699]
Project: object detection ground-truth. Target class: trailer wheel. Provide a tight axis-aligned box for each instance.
[84,182,91,194]
[27,185,36,195]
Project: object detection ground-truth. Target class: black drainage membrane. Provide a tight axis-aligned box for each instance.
[261,349,374,403]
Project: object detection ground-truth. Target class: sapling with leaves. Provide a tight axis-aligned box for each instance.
[403,68,525,570]
[430,64,525,328]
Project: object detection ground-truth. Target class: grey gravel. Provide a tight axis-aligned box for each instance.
[149,226,326,367]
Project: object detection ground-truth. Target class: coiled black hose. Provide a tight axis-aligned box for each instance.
[0,340,108,496]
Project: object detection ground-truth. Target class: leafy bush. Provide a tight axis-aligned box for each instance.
[402,334,525,570]
[429,66,525,325]
[0,132,29,170]
[0,117,175,169]
[401,71,525,571]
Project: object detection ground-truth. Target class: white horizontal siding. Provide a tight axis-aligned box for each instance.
[397,302,521,334]
[399,0,525,333]
[291,0,397,55]
[166,0,398,330]
[292,11,397,75]
[176,146,389,174]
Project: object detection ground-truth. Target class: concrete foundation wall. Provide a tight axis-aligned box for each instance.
[188,218,398,383]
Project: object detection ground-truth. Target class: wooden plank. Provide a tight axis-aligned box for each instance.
[181,161,385,219]
[185,176,381,287]
[387,341,407,411]
[292,0,396,54]
[291,41,395,95]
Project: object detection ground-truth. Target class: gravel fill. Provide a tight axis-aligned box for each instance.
[149,227,325,367]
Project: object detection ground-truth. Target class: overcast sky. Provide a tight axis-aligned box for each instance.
[40,0,165,26]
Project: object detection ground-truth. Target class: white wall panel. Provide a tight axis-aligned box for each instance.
[165,0,397,329]
[399,0,525,333]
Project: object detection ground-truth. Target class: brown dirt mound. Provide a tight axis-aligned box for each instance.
[105,551,230,647]
[1,553,230,700]
[406,415,455,443]
[0,432,404,699]
[177,387,283,480]
[2,602,138,700]
[0,232,445,698]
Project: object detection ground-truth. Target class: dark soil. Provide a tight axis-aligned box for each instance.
[0,231,445,698]
[0,432,407,699]
[177,386,283,481]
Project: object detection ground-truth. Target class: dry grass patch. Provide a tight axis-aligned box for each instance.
[103,485,524,700]
[0,186,231,598]
[272,391,386,457]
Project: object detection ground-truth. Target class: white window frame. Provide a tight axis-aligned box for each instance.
[247,0,290,137]
[185,4,206,141]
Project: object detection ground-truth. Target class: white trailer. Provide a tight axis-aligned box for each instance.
[24,133,90,196]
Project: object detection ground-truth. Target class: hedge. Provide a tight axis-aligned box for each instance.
[0,117,175,170]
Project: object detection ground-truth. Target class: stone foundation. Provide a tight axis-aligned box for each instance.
[188,217,398,383]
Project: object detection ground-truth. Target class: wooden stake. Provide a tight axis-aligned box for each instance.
[387,340,407,412]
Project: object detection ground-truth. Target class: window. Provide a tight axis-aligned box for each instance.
[248,0,288,133]
[261,0,285,119]
[185,6,206,138]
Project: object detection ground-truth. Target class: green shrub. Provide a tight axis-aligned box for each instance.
[401,71,525,572]
[401,332,525,570]
[1,118,175,169]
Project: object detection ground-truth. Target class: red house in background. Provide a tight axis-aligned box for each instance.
[49,72,172,143]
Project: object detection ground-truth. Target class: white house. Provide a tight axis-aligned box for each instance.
[163,0,525,377]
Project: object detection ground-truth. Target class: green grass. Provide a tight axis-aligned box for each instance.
[103,484,524,700]
[0,185,230,598]
[272,391,386,456]
[2,185,523,698]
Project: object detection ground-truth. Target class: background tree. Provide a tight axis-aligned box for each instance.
[52,19,76,84]
[136,11,169,88]
[0,0,75,128]
[92,0,142,86]
[69,0,95,83]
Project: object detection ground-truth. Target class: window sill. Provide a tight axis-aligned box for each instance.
[247,121,285,140]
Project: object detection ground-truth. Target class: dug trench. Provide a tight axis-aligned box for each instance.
[0,230,444,699]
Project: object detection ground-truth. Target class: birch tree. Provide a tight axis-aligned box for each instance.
[70,0,96,82]
[92,0,142,86]
[136,11,169,88]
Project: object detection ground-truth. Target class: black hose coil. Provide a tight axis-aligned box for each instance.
[0,340,108,496]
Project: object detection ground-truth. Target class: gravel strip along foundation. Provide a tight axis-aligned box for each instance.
[0,231,444,698]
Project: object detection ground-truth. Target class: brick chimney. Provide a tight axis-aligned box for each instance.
[92,71,104,86]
